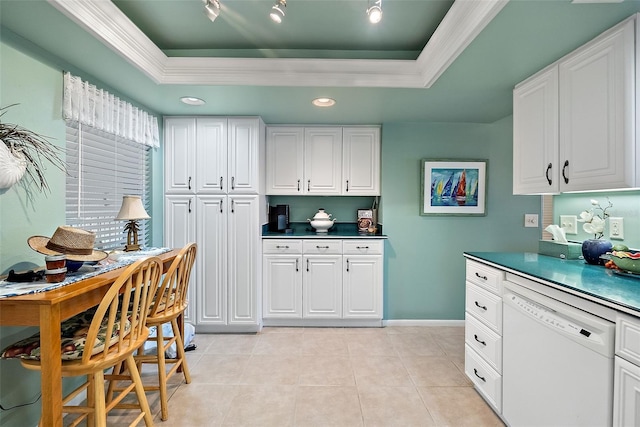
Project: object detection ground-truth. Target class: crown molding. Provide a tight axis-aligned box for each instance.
[47,0,508,88]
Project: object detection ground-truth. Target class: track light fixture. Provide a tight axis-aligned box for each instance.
[367,0,382,24]
[203,0,221,22]
[270,0,286,23]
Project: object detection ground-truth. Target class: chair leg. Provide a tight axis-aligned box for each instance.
[126,354,154,427]
[105,361,124,404]
[93,370,107,427]
[156,323,169,421]
[171,318,191,383]
[87,374,96,427]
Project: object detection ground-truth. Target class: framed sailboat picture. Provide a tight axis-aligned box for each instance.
[420,159,487,216]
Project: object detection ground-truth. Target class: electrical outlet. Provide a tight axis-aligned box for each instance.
[524,214,539,228]
[560,215,578,235]
[609,217,624,240]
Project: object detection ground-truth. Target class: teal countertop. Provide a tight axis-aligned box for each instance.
[262,222,387,239]
[464,252,640,315]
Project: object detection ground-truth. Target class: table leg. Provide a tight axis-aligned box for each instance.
[39,304,63,427]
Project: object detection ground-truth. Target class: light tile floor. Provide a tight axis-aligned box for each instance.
[106,326,505,426]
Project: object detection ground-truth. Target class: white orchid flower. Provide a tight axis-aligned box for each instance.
[583,216,605,235]
[590,199,599,206]
[577,210,593,223]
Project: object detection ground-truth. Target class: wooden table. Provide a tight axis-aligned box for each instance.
[0,249,179,427]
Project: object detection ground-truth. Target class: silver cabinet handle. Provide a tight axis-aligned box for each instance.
[188,198,192,213]
[346,259,350,272]
[306,259,309,272]
[297,179,300,191]
[231,176,235,190]
[231,199,235,213]
[346,180,349,192]
[188,176,192,190]
[356,246,369,250]
[220,176,223,189]
[295,259,299,272]
[275,245,290,249]
[307,179,310,192]
[220,199,223,213]
[316,245,329,249]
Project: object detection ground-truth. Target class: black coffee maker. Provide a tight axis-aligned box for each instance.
[268,205,290,232]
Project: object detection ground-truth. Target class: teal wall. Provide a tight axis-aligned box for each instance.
[0,38,162,426]
[380,119,541,319]
[553,191,640,249]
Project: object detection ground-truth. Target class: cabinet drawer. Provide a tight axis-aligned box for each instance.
[342,240,383,255]
[303,240,342,254]
[263,239,302,254]
[465,344,502,412]
[465,313,502,373]
[616,313,640,366]
[465,282,502,333]
[466,260,503,294]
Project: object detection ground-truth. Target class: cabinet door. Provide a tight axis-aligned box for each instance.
[228,118,261,194]
[513,65,559,194]
[559,19,635,192]
[304,128,342,195]
[613,356,640,427]
[343,255,382,319]
[263,255,302,318]
[303,255,342,318]
[164,195,196,323]
[227,195,259,325]
[196,118,227,193]
[164,118,196,193]
[266,127,304,195]
[196,196,227,326]
[342,127,380,195]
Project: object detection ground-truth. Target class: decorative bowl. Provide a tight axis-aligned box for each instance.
[609,252,640,274]
[308,208,336,233]
[65,260,84,272]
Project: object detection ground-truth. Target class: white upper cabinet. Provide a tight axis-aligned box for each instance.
[266,125,381,196]
[166,117,263,195]
[164,118,196,193]
[513,66,559,194]
[304,127,343,195]
[513,16,638,194]
[343,127,381,195]
[266,127,304,194]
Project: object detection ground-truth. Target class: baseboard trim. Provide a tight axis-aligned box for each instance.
[383,319,465,327]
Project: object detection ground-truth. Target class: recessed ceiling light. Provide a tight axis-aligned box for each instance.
[312,97,336,107]
[367,0,383,24]
[180,96,206,106]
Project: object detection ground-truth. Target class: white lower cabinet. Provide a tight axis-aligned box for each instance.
[166,194,261,333]
[263,239,383,326]
[614,313,640,427]
[464,259,504,414]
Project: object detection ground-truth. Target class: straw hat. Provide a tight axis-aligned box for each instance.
[28,226,108,262]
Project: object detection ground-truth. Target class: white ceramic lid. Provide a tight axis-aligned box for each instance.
[312,209,332,220]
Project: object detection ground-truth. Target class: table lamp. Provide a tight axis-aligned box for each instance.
[115,195,150,251]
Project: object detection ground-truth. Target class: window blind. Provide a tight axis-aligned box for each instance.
[65,121,151,251]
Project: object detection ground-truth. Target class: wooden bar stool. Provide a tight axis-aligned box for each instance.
[17,256,162,427]
[108,243,197,421]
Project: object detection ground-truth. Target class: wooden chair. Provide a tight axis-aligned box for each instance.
[20,256,163,427]
[108,243,197,421]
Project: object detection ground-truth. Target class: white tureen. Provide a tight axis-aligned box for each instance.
[307,208,336,233]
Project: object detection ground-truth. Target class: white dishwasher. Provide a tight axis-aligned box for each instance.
[502,280,615,427]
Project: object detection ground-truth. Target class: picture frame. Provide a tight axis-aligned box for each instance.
[420,159,487,216]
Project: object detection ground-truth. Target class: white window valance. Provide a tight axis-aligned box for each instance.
[63,72,159,148]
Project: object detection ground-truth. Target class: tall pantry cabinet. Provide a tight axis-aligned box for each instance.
[164,116,266,333]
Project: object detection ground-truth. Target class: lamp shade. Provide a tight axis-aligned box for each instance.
[115,195,150,221]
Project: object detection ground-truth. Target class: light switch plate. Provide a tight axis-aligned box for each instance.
[560,215,578,235]
[524,214,539,228]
